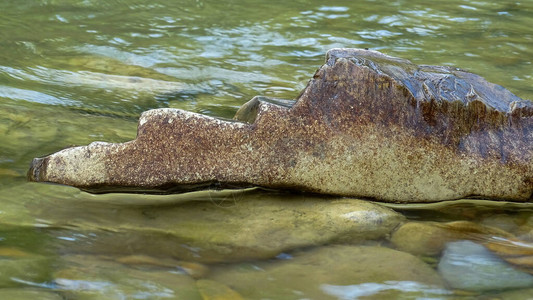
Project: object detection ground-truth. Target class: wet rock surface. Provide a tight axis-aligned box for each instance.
[28,48,532,202]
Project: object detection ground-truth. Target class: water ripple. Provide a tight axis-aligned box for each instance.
[0,85,79,106]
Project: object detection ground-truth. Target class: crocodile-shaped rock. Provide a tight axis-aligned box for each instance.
[28,48,532,203]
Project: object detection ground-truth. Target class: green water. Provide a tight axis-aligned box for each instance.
[1,0,532,298]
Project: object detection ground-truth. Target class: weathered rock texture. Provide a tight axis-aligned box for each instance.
[28,48,532,202]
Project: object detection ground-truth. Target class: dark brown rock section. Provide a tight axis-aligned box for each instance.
[28,48,532,202]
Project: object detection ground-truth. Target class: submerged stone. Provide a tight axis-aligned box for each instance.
[0,289,62,300]
[392,220,533,276]
[438,240,533,292]
[28,48,532,202]
[0,250,53,288]
[207,245,447,299]
[115,255,209,279]
[483,237,533,274]
[47,196,404,263]
[54,254,202,300]
[491,287,533,300]
[391,222,459,256]
[390,220,515,256]
[196,279,245,300]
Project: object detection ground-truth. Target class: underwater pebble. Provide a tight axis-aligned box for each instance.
[0,254,52,288]
[0,288,62,300]
[196,279,244,300]
[321,281,451,299]
[54,254,202,299]
[479,213,521,234]
[208,245,445,299]
[390,222,455,256]
[116,255,209,278]
[438,240,533,291]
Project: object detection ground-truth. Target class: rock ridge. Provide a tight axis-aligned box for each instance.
[28,48,532,202]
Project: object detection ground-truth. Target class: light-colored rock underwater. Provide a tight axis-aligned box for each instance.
[438,240,533,291]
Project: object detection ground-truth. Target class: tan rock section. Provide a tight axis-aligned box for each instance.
[28,48,532,202]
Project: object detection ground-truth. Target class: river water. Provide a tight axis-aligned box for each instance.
[1,0,532,299]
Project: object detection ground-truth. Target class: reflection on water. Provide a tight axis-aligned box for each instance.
[321,281,452,299]
[0,0,532,298]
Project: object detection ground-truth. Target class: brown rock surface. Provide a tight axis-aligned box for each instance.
[28,48,532,202]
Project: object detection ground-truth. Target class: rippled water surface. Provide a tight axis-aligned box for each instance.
[1,0,532,299]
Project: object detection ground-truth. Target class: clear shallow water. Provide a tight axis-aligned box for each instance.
[1,0,532,298]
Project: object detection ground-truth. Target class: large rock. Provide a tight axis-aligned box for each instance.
[28,48,532,202]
